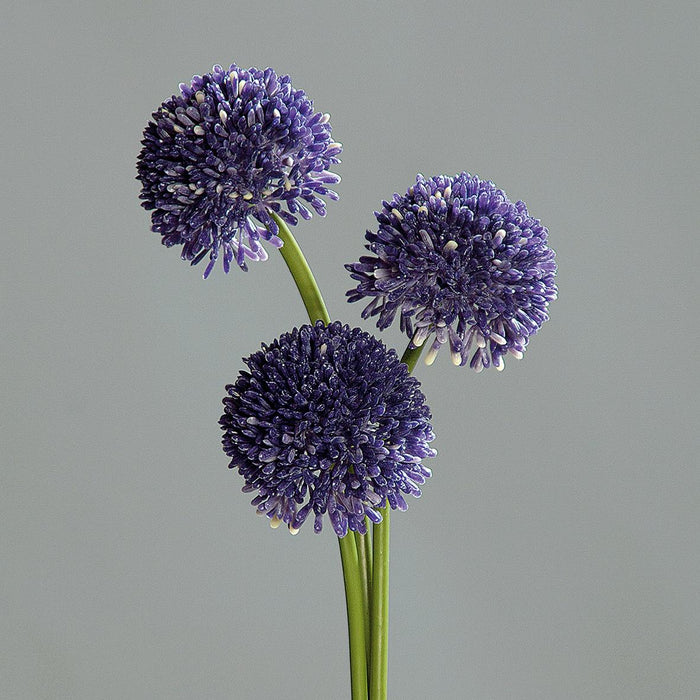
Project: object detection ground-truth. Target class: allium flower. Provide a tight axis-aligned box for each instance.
[220,322,435,537]
[346,173,557,372]
[137,63,341,277]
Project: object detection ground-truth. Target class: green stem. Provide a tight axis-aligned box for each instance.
[271,210,368,699]
[370,506,390,700]
[400,344,425,372]
[369,342,425,699]
[339,535,370,700]
[355,529,372,670]
[271,211,330,326]
[362,520,373,587]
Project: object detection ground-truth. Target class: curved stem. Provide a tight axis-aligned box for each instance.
[271,211,330,325]
[271,210,368,699]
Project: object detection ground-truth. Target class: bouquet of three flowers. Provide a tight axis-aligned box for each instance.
[137,62,557,699]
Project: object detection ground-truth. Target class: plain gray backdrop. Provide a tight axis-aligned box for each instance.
[2,1,698,698]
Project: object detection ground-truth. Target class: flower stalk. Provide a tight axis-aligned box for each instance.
[370,506,389,700]
[272,211,331,326]
[367,342,425,698]
[272,210,368,700]
[339,534,370,700]
[270,212,433,699]
[355,526,372,670]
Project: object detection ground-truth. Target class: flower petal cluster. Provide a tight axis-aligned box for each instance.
[220,322,435,537]
[346,173,557,371]
[137,64,342,277]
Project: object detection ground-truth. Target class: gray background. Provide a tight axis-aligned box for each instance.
[2,1,698,698]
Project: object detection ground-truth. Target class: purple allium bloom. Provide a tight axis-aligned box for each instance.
[220,322,435,537]
[346,173,558,372]
[137,64,341,277]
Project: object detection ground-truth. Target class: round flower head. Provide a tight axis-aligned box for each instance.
[137,63,342,277]
[346,173,557,372]
[220,321,435,537]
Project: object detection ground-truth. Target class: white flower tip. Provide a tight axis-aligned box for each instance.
[288,525,300,535]
[424,346,439,366]
[270,516,282,529]
[451,349,462,366]
[411,329,427,347]
[443,240,458,253]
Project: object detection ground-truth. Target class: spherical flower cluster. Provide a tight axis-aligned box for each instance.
[220,322,435,537]
[346,173,557,372]
[137,63,342,277]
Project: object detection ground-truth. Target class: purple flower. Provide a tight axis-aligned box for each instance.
[220,322,435,537]
[346,173,557,372]
[137,64,341,277]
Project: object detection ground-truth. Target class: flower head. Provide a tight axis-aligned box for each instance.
[220,321,435,536]
[346,173,557,371]
[137,63,342,277]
